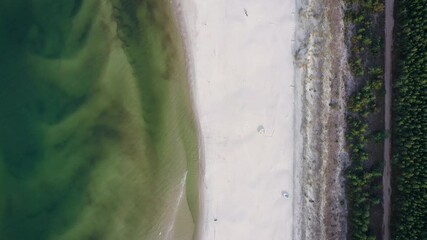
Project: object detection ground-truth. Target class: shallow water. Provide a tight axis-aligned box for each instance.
[0,0,198,239]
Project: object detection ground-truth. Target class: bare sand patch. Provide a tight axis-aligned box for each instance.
[175,0,297,239]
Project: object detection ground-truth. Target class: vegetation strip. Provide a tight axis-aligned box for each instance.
[390,0,427,238]
[344,0,386,239]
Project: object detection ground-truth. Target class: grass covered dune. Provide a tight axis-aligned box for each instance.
[0,0,198,239]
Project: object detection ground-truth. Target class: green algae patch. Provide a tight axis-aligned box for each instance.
[0,0,199,239]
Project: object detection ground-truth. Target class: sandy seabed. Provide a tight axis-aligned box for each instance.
[175,0,298,239]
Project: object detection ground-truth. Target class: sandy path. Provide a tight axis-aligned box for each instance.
[175,0,297,239]
[382,0,394,238]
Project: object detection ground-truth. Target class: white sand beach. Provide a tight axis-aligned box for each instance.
[175,0,298,239]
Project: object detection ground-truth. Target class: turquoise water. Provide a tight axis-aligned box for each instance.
[0,1,198,239]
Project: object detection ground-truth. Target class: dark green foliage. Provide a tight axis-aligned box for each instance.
[391,0,427,239]
[370,130,390,143]
[345,100,383,240]
[344,0,385,239]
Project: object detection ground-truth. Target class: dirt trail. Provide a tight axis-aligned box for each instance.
[382,0,394,238]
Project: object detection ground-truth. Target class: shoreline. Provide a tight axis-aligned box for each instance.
[171,1,206,239]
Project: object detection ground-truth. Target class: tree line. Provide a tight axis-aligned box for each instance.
[391,0,427,239]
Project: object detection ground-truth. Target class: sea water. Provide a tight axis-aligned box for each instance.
[0,0,198,239]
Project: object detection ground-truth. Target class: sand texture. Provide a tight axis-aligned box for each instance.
[176,0,297,239]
